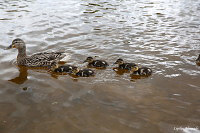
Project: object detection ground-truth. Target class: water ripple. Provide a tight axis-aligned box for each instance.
[0,0,200,132]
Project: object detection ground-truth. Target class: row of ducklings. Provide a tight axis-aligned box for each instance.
[50,57,152,77]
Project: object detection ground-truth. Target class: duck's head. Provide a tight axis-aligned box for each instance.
[114,58,124,65]
[6,38,25,50]
[71,67,80,74]
[83,57,94,63]
[131,66,139,72]
[50,62,59,71]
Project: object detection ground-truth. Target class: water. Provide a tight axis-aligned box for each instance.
[0,0,200,132]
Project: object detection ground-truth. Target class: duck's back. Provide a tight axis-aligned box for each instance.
[20,52,66,67]
[31,52,65,60]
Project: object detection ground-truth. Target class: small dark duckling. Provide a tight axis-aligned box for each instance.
[71,67,95,77]
[196,54,200,65]
[84,57,109,68]
[50,62,76,73]
[131,66,152,76]
[114,58,137,71]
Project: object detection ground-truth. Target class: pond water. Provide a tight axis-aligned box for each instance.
[0,0,200,133]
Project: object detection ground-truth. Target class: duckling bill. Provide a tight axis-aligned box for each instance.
[84,57,109,68]
[71,67,95,77]
[114,58,137,71]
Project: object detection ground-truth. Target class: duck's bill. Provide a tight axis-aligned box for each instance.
[83,60,87,63]
[5,44,13,50]
[113,62,118,64]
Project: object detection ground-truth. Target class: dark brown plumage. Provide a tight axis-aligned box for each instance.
[83,57,109,68]
[114,58,137,71]
[71,67,95,77]
[131,66,152,76]
[50,62,76,73]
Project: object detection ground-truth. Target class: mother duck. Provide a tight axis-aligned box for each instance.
[6,38,69,67]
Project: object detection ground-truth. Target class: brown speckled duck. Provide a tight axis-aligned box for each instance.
[6,38,69,67]
[83,57,109,68]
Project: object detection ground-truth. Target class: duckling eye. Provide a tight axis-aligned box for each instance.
[12,41,16,44]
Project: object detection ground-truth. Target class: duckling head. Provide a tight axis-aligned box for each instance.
[50,62,59,71]
[83,57,94,63]
[71,67,80,74]
[131,66,139,72]
[6,38,25,50]
[114,58,124,65]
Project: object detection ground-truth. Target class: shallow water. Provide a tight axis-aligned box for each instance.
[0,0,200,133]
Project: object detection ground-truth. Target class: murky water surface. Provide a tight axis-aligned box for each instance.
[0,0,200,133]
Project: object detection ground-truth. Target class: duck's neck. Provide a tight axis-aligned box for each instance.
[17,46,27,63]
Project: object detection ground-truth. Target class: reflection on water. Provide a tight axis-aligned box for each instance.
[8,66,28,84]
[0,0,200,132]
[113,67,128,75]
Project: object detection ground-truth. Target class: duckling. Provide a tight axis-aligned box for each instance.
[131,66,152,76]
[114,58,137,71]
[83,57,109,68]
[196,54,200,64]
[71,67,95,77]
[6,38,69,67]
[50,62,76,73]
